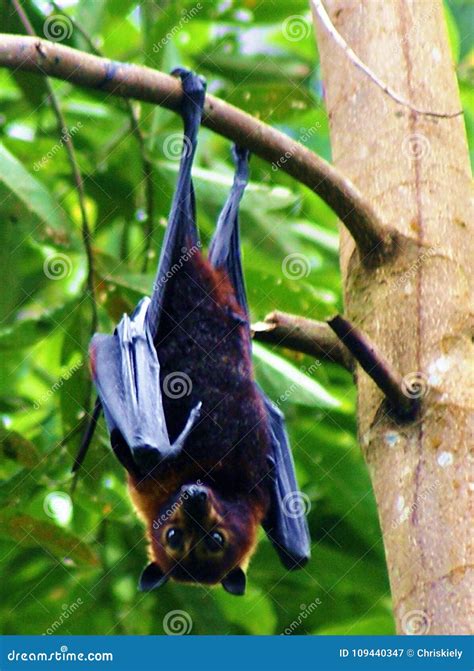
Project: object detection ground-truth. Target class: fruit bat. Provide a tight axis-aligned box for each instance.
[78,69,310,595]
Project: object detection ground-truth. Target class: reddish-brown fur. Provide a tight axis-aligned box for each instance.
[128,249,273,586]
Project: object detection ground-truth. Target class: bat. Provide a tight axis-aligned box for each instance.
[78,68,310,595]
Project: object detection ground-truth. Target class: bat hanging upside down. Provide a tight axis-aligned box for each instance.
[77,69,310,595]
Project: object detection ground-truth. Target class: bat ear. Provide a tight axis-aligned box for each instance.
[138,563,168,592]
[221,567,246,596]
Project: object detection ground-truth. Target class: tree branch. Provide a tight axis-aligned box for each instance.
[252,311,353,371]
[0,33,397,262]
[327,315,418,418]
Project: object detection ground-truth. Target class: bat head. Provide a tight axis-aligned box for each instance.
[140,483,265,595]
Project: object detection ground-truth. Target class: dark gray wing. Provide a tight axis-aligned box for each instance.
[260,392,311,569]
[91,298,200,472]
[78,69,206,474]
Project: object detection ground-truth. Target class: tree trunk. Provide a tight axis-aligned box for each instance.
[313,0,473,634]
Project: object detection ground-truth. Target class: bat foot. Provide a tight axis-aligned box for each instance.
[171,401,202,454]
[224,306,248,326]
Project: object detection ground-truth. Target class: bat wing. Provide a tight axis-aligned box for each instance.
[79,69,205,474]
[260,391,311,570]
[91,298,200,473]
[146,69,206,340]
[208,145,250,316]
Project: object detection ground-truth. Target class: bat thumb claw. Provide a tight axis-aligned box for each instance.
[171,400,202,454]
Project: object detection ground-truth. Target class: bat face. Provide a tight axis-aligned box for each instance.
[148,484,263,593]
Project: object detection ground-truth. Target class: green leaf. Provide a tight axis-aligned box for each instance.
[199,54,311,84]
[444,2,461,63]
[292,220,340,255]
[0,512,99,566]
[158,160,299,212]
[225,82,317,122]
[0,429,40,468]
[59,302,92,450]
[0,299,80,351]
[0,142,70,246]
[316,612,395,635]
[216,586,277,634]
[216,0,309,23]
[253,342,341,409]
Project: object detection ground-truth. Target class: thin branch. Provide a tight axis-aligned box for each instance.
[311,0,462,120]
[0,34,397,262]
[252,311,353,371]
[49,0,98,48]
[49,2,155,271]
[129,105,155,273]
[327,315,418,418]
[8,11,98,335]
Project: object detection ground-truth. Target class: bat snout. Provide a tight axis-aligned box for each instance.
[181,484,210,519]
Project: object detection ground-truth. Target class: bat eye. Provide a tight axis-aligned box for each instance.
[206,531,225,552]
[166,527,184,550]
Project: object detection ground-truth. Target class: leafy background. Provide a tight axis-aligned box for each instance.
[0,0,472,636]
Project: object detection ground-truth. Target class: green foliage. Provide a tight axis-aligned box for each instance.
[0,0,471,637]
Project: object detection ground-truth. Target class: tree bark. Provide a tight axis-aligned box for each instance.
[314,0,473,634]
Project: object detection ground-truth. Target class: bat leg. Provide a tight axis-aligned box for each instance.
[208,146,250,315]
[170,400,202,454]
[223,306,248,326]
[146,69,206,340]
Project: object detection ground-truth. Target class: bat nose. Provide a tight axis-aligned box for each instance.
[182,485,209,518]
[183,484,208,502]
